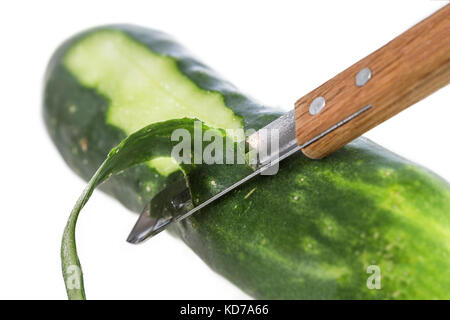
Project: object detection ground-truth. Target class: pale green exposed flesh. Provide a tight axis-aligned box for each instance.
[64,30,243,174]
[48,26,450,299]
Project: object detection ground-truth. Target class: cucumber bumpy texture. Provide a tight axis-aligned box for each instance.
[43,25,450,299]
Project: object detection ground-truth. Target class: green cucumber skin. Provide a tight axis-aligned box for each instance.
[44,25,450,299]
[44,24,279,212]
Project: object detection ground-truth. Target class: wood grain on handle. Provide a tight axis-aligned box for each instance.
[295,4,450,159]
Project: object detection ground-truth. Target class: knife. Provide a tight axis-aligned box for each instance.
[127,5,450,244]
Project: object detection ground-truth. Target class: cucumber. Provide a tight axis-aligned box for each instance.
[43,25,450,299]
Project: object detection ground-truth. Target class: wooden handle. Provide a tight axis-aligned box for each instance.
[295,4,450,159]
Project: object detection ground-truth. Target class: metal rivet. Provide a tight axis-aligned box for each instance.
[356,67,372,87]
[309,96,325,115]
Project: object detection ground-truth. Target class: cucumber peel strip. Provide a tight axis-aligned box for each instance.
[61,118,250,299]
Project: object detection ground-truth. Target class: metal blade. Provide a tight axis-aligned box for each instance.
[126,203,169,244]
[127,106,371,243]
[127,178,193,244]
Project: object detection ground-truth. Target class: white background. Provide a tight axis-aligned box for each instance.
[0,1,448,299]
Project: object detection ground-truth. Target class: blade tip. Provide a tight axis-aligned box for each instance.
[126,234,141,244]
